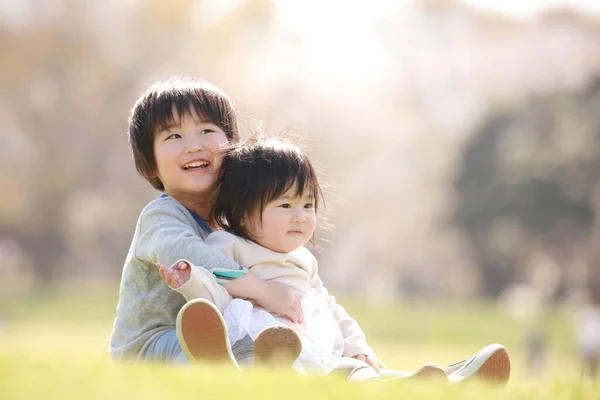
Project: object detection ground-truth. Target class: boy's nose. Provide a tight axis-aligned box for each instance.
[184,137,205,153]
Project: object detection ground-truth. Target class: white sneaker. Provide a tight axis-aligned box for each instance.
[446,344,511,385]
[176,299,240,369]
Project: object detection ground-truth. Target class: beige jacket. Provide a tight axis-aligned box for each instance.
[177,230,376,359]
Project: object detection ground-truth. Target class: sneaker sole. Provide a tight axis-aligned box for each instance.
[176,299,239,368]
[253,326,302,367]
[450,345,511,385]
[473,347,510,383]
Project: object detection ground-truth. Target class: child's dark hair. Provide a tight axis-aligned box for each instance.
[212,138,323,241]
[128,76,239,191]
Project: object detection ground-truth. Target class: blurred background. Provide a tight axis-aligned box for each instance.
[1,0,600,383]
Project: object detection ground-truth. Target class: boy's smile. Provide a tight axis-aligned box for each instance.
[153,109,228,205]
[182,158,210,171]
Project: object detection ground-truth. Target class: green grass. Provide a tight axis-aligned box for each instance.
[0,287,596,399]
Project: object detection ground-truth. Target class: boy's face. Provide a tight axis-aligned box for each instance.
[153,109,228,200]
[244,187,316,253]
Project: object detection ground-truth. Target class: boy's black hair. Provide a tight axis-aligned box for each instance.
[128,76,239,191]
[212,138,323,241]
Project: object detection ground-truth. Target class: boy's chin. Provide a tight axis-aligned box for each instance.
[184,181,219,195]
[168,184,218,199]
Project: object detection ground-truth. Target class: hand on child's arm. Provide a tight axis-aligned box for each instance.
[224,272,304,324]
[258,281,304,324]
[156,261,191,289]
[353,354,384,373]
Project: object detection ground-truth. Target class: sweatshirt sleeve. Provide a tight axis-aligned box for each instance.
[307,254,377,359]
[205,231,247,284]
[135,201,246,273]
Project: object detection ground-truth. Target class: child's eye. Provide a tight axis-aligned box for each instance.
[200,129,214,135]
[280,204,291,209]
[304,203,314,209]
[166,133,182,140]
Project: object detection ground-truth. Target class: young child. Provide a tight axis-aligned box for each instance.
[110,77,305,365]
[158,138,512,383]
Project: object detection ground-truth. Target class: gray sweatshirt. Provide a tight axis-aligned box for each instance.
[109,195,243,360]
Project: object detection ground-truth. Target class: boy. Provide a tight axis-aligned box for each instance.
[110,77,302,364]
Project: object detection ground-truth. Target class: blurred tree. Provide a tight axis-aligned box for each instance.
[453,77,600,297]
[0,0,150,282]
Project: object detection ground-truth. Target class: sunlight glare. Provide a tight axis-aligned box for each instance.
[274,0,407,85]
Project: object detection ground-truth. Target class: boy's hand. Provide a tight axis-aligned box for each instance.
[353,354,384,373]
[256,281,304,324]
[156,261,191,289]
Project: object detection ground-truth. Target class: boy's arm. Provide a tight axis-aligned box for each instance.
[136,203,244,273]
[308,256,377,359]
[159,228,302,323]
[138,205,271,301]
[136,203,268,304]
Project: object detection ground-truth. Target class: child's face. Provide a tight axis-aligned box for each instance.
[153,109,228,200]
[244,188,317,253]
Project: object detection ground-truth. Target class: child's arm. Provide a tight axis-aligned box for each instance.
[136,201,274,307]
[206,231,303,323]
[153,227,303,323]
[224,274,303,323]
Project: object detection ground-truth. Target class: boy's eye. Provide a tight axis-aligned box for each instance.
[166,133,181,140]
[280,204,291,209]
[304,203,314,209]
[200,129,214,135]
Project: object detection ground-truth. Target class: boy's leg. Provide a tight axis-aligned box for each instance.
[253,325,302,367]
[143,329,188,363]
[445,344,511,385]
[176,298,240,369]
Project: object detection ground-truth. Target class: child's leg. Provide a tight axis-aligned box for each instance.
[328,358,447,382]
[222,299,303,368]
[220,299,258,366]
[143,329,188,364]
[328,357,380,382]
[378,365,448,381]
